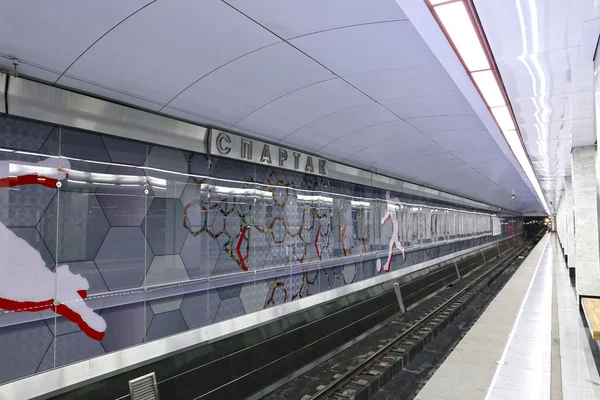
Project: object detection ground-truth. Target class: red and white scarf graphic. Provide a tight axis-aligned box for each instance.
[0,157,107,340]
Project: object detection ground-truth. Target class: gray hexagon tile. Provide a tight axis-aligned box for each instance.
[40,127,110,164]
[239,281,269,314]
[100,303,153,353]
[39,128,111,192]
[146,255,189,287]
[212,251,242,277]
[10,227,54,269]
[66,261,109,295]
[0,114,55,151]
[212,157,254,181]
[342,264,357,284]
[180,178,210,227]
[184,152,209,176]
[45,315,80,337]
[0,321,53,384]
[145,146,188,198]
[0,153,57,227]
[101,136,150,166]
[37,331,105,372]
[217,284,242,300]
[149,296,183,314]
[180,232,220,279]
[96,165,150,227]
[143,198,188,255]
[37,192,110,263]
[95,227,153,291]
[180,290,220,329]
[146,310,188,341]
[214,297,245,323]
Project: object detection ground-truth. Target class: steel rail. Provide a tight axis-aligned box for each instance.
[309,236,536,399]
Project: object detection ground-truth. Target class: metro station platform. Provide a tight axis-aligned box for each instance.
[415,233,600,400]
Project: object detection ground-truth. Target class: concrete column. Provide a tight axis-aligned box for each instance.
[572,146,600,296]
[564,177,575,266]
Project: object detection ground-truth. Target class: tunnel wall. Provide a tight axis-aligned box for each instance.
[0,113,522,385]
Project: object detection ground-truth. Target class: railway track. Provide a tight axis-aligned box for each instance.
[298,235,541,400]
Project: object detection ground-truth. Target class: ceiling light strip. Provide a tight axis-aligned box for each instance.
[426,0,549,213]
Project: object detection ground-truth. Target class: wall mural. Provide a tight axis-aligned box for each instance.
[0,114,521,384]
[0,158,106,340]
[377,191,407,273]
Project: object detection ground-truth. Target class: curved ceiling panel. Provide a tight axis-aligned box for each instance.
[0,0,151,79]
[58,0,280,105]
[167,42,334,127]
[290,21,438,76]
[233,78,369,140]
[281,102,398,151]
[322,119,426,160]
[345,65,462,100]
[383,94,475,119]
[407,115,486,133]
[223,0,407,39]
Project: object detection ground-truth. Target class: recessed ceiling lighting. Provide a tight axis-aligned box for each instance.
[491,106,516,131]
[472,70,505,108]
[434,1,490,71]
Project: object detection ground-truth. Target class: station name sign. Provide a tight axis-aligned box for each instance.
[209,130,327,176]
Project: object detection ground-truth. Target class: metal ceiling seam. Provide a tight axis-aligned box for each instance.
[161,104,248,131]
[229,76,340,128]
[276,101,379,143]
[158,41,282,113]
[56,73,164,110]
[314,118,404,152]
[285,19,411,40]
[220,0,518,204]
[54,0,158,85]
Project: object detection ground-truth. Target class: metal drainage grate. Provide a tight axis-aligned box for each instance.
[129,372,159,400]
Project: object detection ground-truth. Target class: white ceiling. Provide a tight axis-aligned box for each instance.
[0,0,546,213]
[474,0,600,212]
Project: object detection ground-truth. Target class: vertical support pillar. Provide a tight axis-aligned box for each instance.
[572,146,600,296]
[393,282,406,313]
[564,177,575,267]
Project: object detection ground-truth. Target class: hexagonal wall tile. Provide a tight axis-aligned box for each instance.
[146,255,189,287]
[149,296,183,314]
[100,303,153,353]
[214,297,245,323]
[64,261,108,295]
[0,153,56,227]
[37,330,105,372]
[0,114,54,151]
[145,146,188,198]
[143,198,188,256]
[0,321,53,384]
[146,310,188,341]
[39,127,111,193]
[180,177,210,227]
[180,232,220,279]
[217,284,242,300]
[239,281,269,314]
[180,290,220,329]
[37,192,110,263]
[96,165,150,227]
[95,227,153,291]
[101,135,150,166]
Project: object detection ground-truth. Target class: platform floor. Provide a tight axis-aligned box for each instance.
[415,234,600,400]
